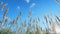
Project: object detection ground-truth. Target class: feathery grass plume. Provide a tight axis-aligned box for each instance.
[44,15,50,29]
[47,14,50,19]
[15,16,19,23]
[49,19,53,25]
[49,20,52,25]
[36,24,39,30]
[15,17,19,30]
[5,17,9,23]
[47,14,53,25]
[22,19,26,27]
[39,26,42,31]
[36,19,38,23]
[30,17,32,22]
[42,20,47,29]
[38,17,40,22]
[3,17,9,26]
[28,22,31,27]
[2,3,8,9]
[10,20,15,27]
[55,15,60,22]
[3,9,8,19]
[28,12,32,17]
[15,13,21,31]
[35,25,41,34]
[47,14,51,21]
[32,18,35,23]
[50,22,56,33]
[17,27,21,33]
[55,18,60,26]
[55,0,60,4]
[48,15,53,25]
[9,20,15,29]
[19,12,22,21]
[44,15,48,23]
[55,18,59,24]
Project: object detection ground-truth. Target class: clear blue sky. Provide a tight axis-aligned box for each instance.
[0,0,60,29]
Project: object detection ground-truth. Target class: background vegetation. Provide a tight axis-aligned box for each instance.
[0,0,60,34]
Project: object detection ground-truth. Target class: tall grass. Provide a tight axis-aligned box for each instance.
[0,1,60,34]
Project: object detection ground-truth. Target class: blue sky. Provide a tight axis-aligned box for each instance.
[0,0,60,29]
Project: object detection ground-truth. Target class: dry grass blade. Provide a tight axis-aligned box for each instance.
[49,20,52,25]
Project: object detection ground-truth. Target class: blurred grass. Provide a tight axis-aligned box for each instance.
[0,1,60,34]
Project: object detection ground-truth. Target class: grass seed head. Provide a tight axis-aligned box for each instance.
[3,9,8,19]
[19,12,22,20]
[11,20,15,25]
[36,19,38,23]
[2,3,8,9]
[55,15,60,22]
[22,19,26,27]
[5,17,9,23]
[44,16,48,23]
[29,12,32,17]
[30,18,35,23]
[15,15,19,23]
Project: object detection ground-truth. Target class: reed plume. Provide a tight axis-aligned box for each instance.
[3,9,8,19]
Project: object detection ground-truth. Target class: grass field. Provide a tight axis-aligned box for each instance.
[0,0,60,34]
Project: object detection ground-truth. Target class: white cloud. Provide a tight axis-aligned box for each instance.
[17,6,20,10]
[25,0,30,3]
[30,3,36,8]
